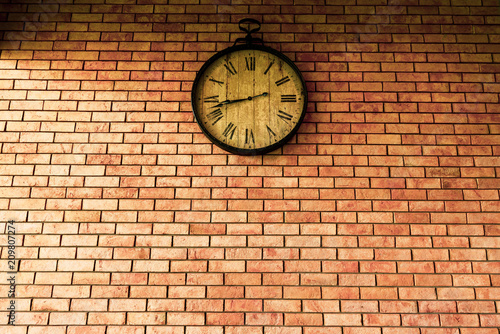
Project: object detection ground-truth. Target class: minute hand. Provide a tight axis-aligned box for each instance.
[209,98,247,109]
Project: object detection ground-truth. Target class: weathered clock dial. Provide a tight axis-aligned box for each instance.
[192,44,307,155]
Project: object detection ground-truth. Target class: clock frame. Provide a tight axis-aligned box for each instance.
[191,42,308,156]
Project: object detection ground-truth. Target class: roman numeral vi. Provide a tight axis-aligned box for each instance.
[245,129,255,145]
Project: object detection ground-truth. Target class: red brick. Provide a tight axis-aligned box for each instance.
[401,314,440,327]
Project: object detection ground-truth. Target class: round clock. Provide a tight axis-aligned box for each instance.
[191,29,307,155]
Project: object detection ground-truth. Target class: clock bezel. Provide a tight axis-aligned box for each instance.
[191,43,308,156]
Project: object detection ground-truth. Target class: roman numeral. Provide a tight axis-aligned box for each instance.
[204,95,219,103]
[281,94,297,102]
[277,110,293,123]
[266,125,277,142]
[224,61,237,75]
[209,77,224,86]
[275,76,290,86]
[222,122,237,139]
[264,61,274,75]
[206,108,223,125]
[245,129,255,145]
[245,57,255,71]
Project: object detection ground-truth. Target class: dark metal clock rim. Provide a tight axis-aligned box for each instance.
[191,43,308,156]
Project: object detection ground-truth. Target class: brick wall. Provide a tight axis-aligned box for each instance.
[1,0,500,333]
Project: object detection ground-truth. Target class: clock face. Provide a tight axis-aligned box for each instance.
[192,44,307,155]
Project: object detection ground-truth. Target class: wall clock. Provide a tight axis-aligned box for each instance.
[191,19,308,155]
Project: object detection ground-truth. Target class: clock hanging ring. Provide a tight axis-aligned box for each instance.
[191,18,308,155]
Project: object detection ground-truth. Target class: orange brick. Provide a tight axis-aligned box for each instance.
[87,313,126,325]
[245,313,283,326]
[401,314,439,327]
[166,313,204,326]
[324,314,362,326]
